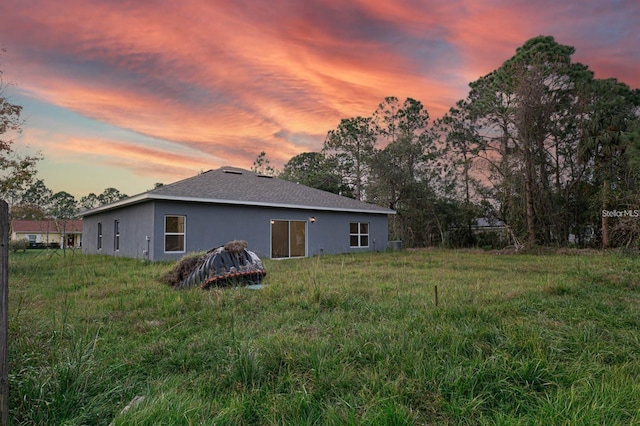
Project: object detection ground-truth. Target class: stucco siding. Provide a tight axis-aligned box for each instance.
[308,212,389,255]
[84,199,390,261]
[82,202,154,259]
[150,201,389,261]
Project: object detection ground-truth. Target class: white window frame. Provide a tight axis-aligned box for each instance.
[97,222,103,250]
[164,215,186,253]
[349,222,370,248]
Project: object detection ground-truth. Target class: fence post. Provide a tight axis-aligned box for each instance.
[0,200,8,426]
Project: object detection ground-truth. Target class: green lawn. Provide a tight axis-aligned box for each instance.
[8,249,640,425]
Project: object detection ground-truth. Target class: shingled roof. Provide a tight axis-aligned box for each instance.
[80,167,395,216]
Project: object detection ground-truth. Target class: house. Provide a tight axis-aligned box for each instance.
[80,167,396,261]
[472,217,505,233]
[10,219,83,248]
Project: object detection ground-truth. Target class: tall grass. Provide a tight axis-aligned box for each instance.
[8,249,640,424]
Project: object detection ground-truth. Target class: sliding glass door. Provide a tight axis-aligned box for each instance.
[271,220,306,258]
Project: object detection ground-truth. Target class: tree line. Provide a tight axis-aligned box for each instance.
[9,181,129,221]
[3,37,639,249]
[261,36,640,249]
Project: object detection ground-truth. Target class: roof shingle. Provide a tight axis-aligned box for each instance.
[82,167,395,216]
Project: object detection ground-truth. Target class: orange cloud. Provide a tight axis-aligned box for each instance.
[1,0,638,196]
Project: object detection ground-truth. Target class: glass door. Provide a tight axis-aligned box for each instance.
[271,220,306,258]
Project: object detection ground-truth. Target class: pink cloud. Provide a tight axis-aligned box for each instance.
[1,0,638,196]
[443,1,640,87]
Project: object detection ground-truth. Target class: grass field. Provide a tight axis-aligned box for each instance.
[7,248,640,425]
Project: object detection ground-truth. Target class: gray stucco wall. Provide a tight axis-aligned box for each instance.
[82,202,154,259]
[84,200,390,261]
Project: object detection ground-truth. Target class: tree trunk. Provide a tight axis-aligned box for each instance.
[524,144,537,247]
[525,175,536,247]
[355,154,362,201]
[0,201,9,426]
[602,180,610,248]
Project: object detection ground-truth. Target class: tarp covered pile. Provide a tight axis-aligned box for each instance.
[168,240,267,289]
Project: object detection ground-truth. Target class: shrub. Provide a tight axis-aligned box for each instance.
[9,238,29,253]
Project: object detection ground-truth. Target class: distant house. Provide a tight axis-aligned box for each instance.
[80,167,396,261]
[10,219,83,248]
[472,217,505,233]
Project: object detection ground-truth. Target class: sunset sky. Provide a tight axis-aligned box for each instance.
[1,0,638,199]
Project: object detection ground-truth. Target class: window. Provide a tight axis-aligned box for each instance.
[350,222,369,248]
[97,222,103,250]
[114,220,120,251]
[165,215,185,252]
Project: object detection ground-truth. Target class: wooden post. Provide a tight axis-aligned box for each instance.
[0,200,8,426]
[434,285,438,307]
